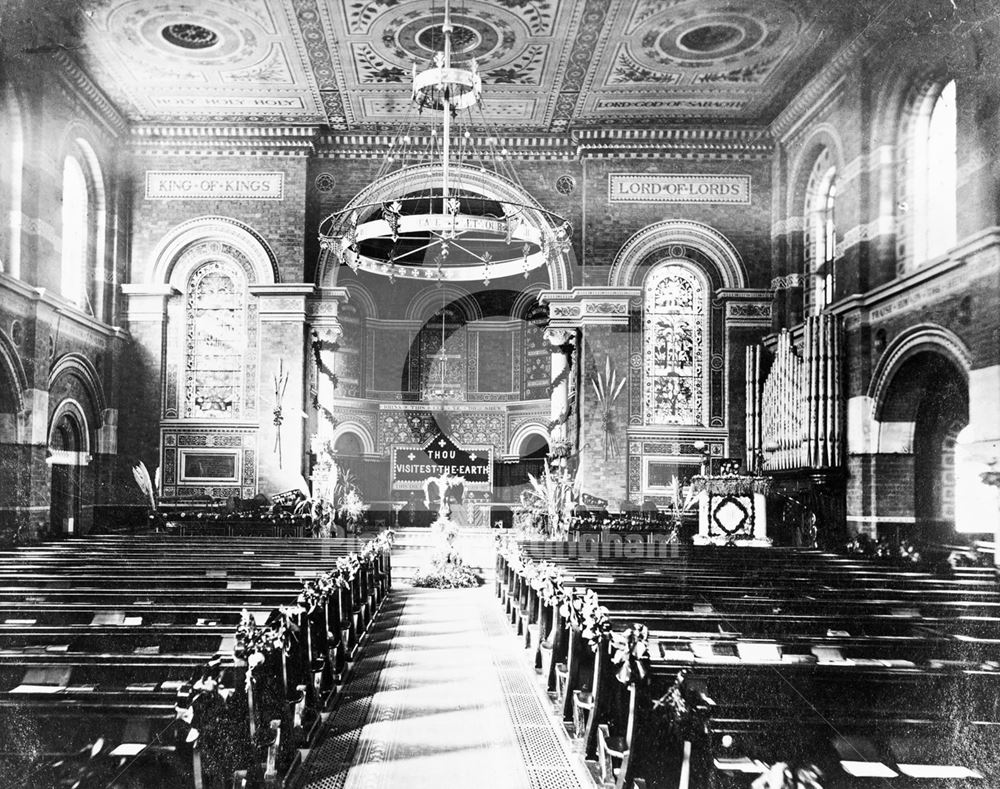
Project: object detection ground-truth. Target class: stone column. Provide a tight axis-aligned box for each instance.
[121,284,176,466]
[306,287,351,453]
[543,327,575,459]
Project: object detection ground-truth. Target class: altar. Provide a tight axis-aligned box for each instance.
[692,475,771,546]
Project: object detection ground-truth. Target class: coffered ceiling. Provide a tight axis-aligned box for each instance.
[73,0,862,130]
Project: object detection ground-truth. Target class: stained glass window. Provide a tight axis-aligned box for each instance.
[643,263,708,425]
[184,261,246,418]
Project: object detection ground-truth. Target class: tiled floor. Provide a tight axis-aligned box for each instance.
[300,587,590,789]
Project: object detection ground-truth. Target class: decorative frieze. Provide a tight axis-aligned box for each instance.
[609,173,751,204]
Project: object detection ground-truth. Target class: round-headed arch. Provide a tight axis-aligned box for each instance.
[609,219,746,289]
[148,216,279,286]
[869,323,972,420]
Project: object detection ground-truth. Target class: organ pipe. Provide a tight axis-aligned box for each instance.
[752,314,843,472]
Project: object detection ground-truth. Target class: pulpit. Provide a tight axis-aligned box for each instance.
[692,475,771,546]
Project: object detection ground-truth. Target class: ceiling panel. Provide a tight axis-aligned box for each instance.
[74,0,852,129]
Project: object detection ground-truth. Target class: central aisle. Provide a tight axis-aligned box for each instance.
[301,586,590,789]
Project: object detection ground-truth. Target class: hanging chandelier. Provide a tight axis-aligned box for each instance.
[318,2,572,286]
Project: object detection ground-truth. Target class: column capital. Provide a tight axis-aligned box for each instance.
[121,284,179,322]
[311,321,343,346]
[543,327,576,348]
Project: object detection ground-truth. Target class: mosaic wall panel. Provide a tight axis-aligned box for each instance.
[159,428,258,500]
[378,410,507,455]
[523,305,549,398]
[336,304,363,398]
[477,330,514,393]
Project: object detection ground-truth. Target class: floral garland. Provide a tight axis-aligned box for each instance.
[543,349,573,397]
[609,624,650,685]
[559,588,613,649]
[175,657,237,744]
[310,330,340,428]
[498,539,647,684]
[298,531,394,610]
[651,668,713,742]
[690,474,771,497]
[234,609,294,673]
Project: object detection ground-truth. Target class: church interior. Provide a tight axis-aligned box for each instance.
[1,0,999,787]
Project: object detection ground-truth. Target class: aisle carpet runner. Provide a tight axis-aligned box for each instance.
[300,587,589,789]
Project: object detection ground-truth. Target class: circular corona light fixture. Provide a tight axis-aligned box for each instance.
[318,2,571,286]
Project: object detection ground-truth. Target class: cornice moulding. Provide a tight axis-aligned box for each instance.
[131,125,318,156]
[53,52,129,138]
[770,35,877,140]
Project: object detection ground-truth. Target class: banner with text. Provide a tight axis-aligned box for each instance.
[391,432,492,490]
[609,173,750,204]
[145,171,285,200]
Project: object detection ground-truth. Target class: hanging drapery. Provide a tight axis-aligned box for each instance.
[749,314,843,472]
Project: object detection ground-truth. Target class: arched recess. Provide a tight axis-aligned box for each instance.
[47,399,88,536]
[508,421,549,457]
[48,353,107,425]
[406,284,483,323]
[149,216,279,287]
[317,163,574,291]
[0,329,27,419]
[875,349,968,536]
[609,220,746,289]
[329,421,376,456]
[870,324,972,419]
[511,283,546,321]
[341,281,379,320]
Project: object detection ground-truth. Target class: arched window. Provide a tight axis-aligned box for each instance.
[184,260,248,419]
[913,79,957,263]
[643,262,709,425]
[59,140,106,318]
[804,149,837,314]
[60,154,89,305]
[1,87,24,278]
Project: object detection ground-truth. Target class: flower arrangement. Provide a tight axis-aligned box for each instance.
[412,513,481,588]
[338,487,368,535]
[514,461,580,538]
[413,475,481,588]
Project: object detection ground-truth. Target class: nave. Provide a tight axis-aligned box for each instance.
[2,531,999,787]
[300,587,588,789]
